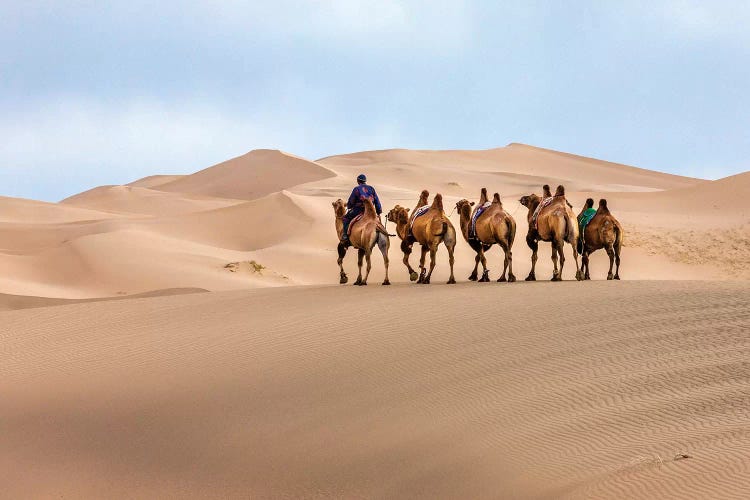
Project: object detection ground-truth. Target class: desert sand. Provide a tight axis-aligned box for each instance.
[2,144,749,498]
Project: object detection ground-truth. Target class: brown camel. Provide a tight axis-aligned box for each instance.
[578,198,623,280]
[519,185,583,281]
[332,198,390,286]
[386,190,457,284]
[455,188,517,282]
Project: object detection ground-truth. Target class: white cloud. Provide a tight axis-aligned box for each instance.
[0,95,402,200]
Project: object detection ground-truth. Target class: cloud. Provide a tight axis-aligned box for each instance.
[0,95,403,201]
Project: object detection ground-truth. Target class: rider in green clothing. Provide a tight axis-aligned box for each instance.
[577,198,597,253]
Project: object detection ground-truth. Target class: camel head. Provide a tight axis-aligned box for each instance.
[455,199,474,218]
[519,194,539,208]
[386,205,410,225]
[332,199,346,218]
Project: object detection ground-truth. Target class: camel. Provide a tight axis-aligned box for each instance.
[386,190,457,284]
[578,198,623,280]
[332,198,390,286]
[519,185,583,281]
[455,188,516,282]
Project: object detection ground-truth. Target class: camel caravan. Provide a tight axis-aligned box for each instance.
[332,177,623,285]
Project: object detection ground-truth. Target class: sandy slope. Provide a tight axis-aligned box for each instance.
[61,185,243,216]
[2,281,749,499]
[127,174,184,189]
[156,149,336,200]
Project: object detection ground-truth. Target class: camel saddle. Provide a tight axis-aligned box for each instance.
[532,196,554,230]
[469,201,492,240]
[347,213,363,237]
[409,205,430,236]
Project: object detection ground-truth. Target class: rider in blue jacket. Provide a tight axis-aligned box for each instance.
[341,174,382,246]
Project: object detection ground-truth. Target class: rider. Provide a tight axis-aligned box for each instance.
[341,174,382,246]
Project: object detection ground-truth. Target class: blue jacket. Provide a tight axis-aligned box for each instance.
[347,184,382,215]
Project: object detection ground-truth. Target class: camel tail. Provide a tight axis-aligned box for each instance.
[506,215,516,248]
[614,219,623,255]
[564,210,577,245]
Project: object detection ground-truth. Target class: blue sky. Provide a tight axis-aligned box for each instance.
[2,1,749,201]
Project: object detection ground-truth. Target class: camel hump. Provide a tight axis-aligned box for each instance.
[585,198,595,209]
[555,185,565,197]
[492,193,502,205]
[543,184,552,197]
[597,198,610,214]
[479,187,488,203]
[363,197,377,217]
[430,193,444,212]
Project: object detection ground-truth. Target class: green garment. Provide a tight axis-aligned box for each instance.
[578,208,597,231]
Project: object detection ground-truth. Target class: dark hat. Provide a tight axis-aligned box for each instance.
[357,174,367,183]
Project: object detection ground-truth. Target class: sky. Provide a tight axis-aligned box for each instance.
[1,1,749,201]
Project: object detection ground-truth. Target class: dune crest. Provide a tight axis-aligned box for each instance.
[156,149,336,200]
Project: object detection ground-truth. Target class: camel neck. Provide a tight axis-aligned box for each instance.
[458,208,471,241]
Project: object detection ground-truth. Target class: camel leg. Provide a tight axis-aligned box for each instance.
[446,240,456,284]
[361,248,372,285]
[478,248,490,282]
[337,242,348,284]
[423,244,438,284]
[417,245,428,284]
[582,250,591,280]
[614,245,621,280]
[354,248,365,285]
[469,253,480,281]
[606,244,615,280]
[551,244,560,281]
[506,244,516,282]
[401,240,418,281]
[557,241,568,281]
[571,241,583,281]
[525,235,538,281]
[497,243,509,282]
[378,233,390,285]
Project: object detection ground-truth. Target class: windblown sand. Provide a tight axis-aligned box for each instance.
[1,144,749,498]
[3,281,749,498]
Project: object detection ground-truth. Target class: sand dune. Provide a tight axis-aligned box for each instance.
[2,281,749,498]
[0,287,206,311]
[156,149,336,200]
[61,184,243,216]
[0,195,129,224]
[144,191,313,251]
[318,143,702,194]
[127,174,184,189]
